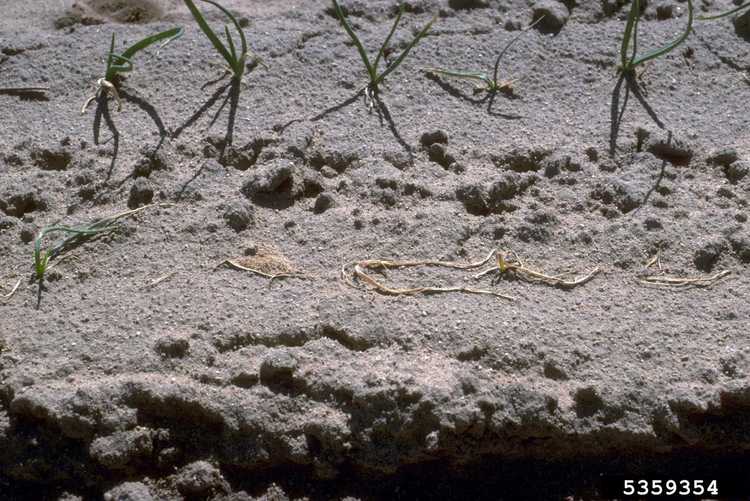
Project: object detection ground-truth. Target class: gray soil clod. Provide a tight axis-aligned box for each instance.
[0,0,749,499]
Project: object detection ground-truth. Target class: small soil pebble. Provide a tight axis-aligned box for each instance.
[693,240,725,272]
[103,481,154,501]
[128,178,154,209]
[420,130,449,147]
[222,201,255,232]
[726,161,748,183]
[260,350,298,385]
[154,335,189,358]
[174,461,230,497]
[707,148,738,167]
[532,0,569,32]
[655,2,673,19]
[313,193,336,213]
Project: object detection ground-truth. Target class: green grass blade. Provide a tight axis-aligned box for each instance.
[33,225,115,280]
[698,1,750,20]
[631,0,692,67]
[374,13,436,87]
[202,0,248,75]
[423,67,492,86]
[105,33,117,77]
[184,0,235,68]
[225,24,238,63]
[373,4,404,74]
[620,0,640,70]
[108,53,134,75]
[120,27,184,60]
[492,15,544,85]
[105,27,183,80]
[332,0,376,83]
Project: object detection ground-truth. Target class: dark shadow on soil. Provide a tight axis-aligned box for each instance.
[92,94,119,184]
[425,73,523,119]
[311,88,415,159]
[0,88,49,101]
[609,72,665,157]
[640,130,673,209]
[310,88,365,122]
[35,278,44,310]
[119,89,167,154]
[173,79,241,199]
[172,81,233,141]
[373,94,413,162]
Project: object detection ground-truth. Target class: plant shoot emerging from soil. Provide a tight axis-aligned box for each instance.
[32,205,162,283]
[81,27,183,114]
[332,0,436,107]
[422,16,544,95]
[183,0,251,81]
[619,0,694,74]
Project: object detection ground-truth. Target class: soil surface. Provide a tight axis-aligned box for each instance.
[1,0,749,499]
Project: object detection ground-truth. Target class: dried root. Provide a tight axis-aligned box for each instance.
[473,250,600,288]
[341,250,515,300]
[217,247,309,282]
[1,279,21,303]
[81,78,122,114]
[638,251,731,288]
[140,271,177,290]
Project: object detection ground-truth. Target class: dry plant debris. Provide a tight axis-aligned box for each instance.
[341,250,515,300]
[140,271,177,290]
[473,250,600,288]
[638,251,731,288]
[217,246,308,281]
[1,278,22,303]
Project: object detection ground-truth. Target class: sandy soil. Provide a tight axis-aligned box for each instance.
[1,0,749,499]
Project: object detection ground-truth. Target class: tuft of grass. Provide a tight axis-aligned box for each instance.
[619,0,694,74]
[183,0,251,81]
[332,0,437,104]
[422,16,543,95]
[82,27,183,114]
[33,205,162,282]
[698,1,750,20]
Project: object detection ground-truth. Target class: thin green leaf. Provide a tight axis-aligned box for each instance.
[105,33,117,77]
[631,0,692,67]
[332,0,376,83]
[105,27,183,81]
[202,0,248,75]
[108,53,134,75]
[33,225,115,280]
[225,24,238,64]
[120,27,184,61]
[698,1,750,20]
[373,5,404,75]
[374,13,436,86]
[492,15,544,85]
[620,0,640,69]
[184,0,235,69]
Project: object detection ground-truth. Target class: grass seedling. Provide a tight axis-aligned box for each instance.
[81,27,183,114]
[422,16,544,95]
[619,0,694,74]
[332,0,437,107]
[184,0,253,81]
[698,1,750,20]
[32,205,162,283]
